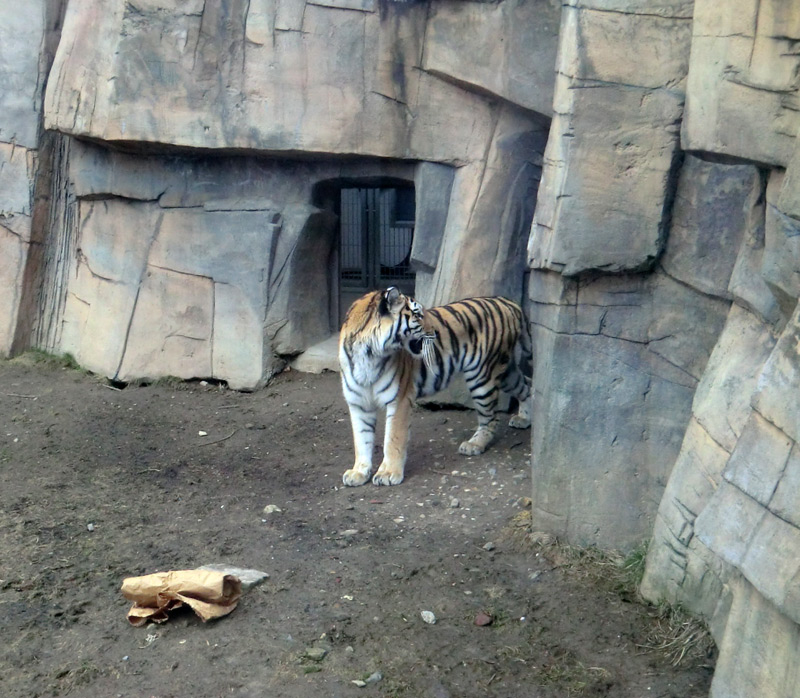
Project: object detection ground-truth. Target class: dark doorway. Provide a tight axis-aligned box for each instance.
[339,186,416,323]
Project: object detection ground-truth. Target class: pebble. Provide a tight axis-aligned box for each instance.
[366,671,382,684]
[482,542,496,551]
[421,610,436,624]
[449,498,460,509]
[303,647,328,662]
[87,523,95,532]
[474,612,494,627]
[198,564,270,591]
[262,504,282,515]
[340,529,359,537]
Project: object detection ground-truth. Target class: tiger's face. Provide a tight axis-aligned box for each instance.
[341,287,425,358]
[382,288,426,354]
[402,298,427,357]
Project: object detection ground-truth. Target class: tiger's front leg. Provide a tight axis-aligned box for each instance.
[372,395,413,486]
[342,402,377,486]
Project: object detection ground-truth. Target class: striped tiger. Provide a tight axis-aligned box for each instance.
[338,287,531,486]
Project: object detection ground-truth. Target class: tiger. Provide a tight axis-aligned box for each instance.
[338,286,532,487]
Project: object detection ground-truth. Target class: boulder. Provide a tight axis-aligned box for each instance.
[528,3,692,275]
[682,0,800,167]
[529,269,729,549]
[660,156,761,299]
[0,2,46,149]
[709,577,800,698]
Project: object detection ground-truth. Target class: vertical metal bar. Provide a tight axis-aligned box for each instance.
[365,188,375,288]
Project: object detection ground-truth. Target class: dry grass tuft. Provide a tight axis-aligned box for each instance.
[640,603,716,667]
[535,649,612,696]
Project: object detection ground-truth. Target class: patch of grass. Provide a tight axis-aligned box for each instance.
[535,649,611,696]
[148,375,186,388]
[11,349,84,372]
[640,602,716,667]
[619,540,649,593]
[380,677,411,697]
[501,511,714,668]
[502,510,647,599]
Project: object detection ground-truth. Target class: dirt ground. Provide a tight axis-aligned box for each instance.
[0,355,714,698]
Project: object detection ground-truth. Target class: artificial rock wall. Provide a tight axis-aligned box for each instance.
[529,1,800,696]
[1,0,556,387]
[4,1,800,695]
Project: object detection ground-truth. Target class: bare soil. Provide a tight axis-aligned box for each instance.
[0,356,714,698]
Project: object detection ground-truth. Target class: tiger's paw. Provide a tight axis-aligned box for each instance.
[458,440,486,456]
[459,426,495,456]
[372,462,404,486]
[343,465,372,487]
[508,414,531,429]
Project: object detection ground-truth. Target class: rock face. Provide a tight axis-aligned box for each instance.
[682,0,800,167]
[4,0,800,694]
[528,1,692,275]
[0,1,48,354]
[2,0,557,385]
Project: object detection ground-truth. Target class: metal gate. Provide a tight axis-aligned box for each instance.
[339,187,415,320]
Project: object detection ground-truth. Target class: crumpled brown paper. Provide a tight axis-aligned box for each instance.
[121,569,242,626]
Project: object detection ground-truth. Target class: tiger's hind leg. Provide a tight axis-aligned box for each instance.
[509,399,531,430]
[459,374,500,456]
[501,358,532,430]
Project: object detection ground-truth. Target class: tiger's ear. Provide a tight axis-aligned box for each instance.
[379,287,404,316]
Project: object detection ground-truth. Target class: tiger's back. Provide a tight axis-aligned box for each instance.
[412,296,530,401]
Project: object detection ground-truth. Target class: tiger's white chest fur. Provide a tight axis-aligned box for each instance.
[344,342,392,389]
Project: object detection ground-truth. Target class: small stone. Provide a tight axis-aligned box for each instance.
[474,612,494,626]
[421,610,436,624]
[366,671,382,684]
[198,564,269,591]
[262,504,282,515]
[528,571,541,582]
[449,498,460,509]
[482,542,496,551]
[87,523,95,532]
[198,430,208,436]
[303,647,328,662]
[352,680,367,687]
[340,529,359,537]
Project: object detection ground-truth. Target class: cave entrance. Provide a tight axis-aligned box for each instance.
[338,186,416,324]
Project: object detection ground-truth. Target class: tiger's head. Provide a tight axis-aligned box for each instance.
[341,287,426,359]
